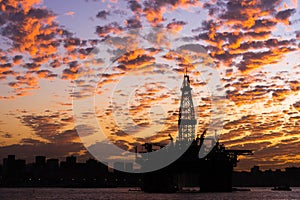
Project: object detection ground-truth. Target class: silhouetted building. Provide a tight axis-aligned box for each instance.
[0,155,125,187]
[46,159,59,170]
[2,154,300,188]
[286,167,300,174]
[1,155,26,186]
[233,166,300,187]
[251,165,261,174]
[66,156,77,165]
[0,164,2,182]
[35,156,46,166]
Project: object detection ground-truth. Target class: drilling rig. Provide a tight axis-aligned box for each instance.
[137,70,252,192]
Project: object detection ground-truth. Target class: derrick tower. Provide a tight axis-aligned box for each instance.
[178,69,197,141]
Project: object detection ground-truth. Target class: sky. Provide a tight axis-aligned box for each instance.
[0,0,300,171]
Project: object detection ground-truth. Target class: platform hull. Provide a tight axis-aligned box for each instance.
[142,157,234,193]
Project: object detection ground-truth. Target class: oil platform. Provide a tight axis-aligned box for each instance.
[136,70,252,193]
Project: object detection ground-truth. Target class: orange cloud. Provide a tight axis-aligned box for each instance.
[95,22,123,37]
[166,20,186,32]
[197,0,298,73]
[65,11,75,16]
[117,49,156,69]
[142,0,198,26]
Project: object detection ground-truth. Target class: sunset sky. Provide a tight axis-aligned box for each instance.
[0,0,300,171]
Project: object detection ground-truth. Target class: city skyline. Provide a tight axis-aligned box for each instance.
[1,154,300,189]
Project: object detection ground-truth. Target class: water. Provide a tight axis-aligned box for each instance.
[0,188,300,200]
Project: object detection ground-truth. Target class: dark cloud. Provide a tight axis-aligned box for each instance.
[75,124,96,137]
[166,20,186,31]
[21,138,42,144]
[125,18,142,28]
[245,19,277,31]
[96,10,110,19]
[293,101,300,111]
[18,112,79,143]
[13,55,23,63]
[50,59,61,68]
[64,37,81,48]
[276,9,296,22]
[78,47,94,56]
[117,49,156,69]
[95,22,123,37]
[128,0,142,13]
[62,68,78,80]
[27,8,54,19]
[0,141,86,163]
[19,114,62,142]
[36,69,57,79]
[22,63,40,70]
[0,110,86,162]
[296,31,300,39]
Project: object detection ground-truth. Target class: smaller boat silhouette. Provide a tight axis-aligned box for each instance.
[271,186,292,191]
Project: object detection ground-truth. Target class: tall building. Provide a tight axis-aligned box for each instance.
[35,156,46,166]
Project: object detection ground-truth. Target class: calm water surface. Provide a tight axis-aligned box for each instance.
[0,187,300,200]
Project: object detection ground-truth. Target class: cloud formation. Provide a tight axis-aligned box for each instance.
[196,0,298,72]
[0,0,300,171]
